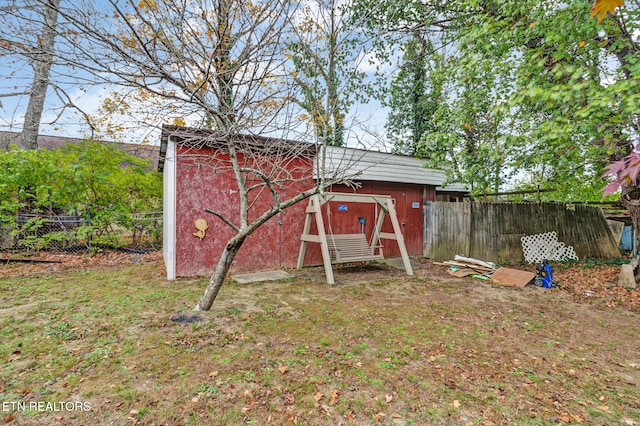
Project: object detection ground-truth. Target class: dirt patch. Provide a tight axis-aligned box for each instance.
[2,252,638,313]
[290,257,640,313]
[0,250,164,279]
[0,302,40,318]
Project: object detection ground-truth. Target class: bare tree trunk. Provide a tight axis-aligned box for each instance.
[195,235,246,311]
[194,184,321,311]
[20,0,60,150]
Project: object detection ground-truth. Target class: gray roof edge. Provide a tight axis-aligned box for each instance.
[319,145,465,189]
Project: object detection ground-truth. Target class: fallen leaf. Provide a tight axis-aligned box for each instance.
[3,413,15,423]
[374,412,386,422]
[314,392,323,402]
[385,394,393,403]
[453,400,461,408]
[209,371,218,377]
[6,350,21,363]
[331,389,338,399]
[278,366,288,374]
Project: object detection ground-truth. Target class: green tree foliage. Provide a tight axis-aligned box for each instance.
[358,0,637,200]
[385,32,443,156]
[464,0,638,201]
[287,0,374,147]
[354,0,518,194]
[0,142,161,249]
[416,51,517,195]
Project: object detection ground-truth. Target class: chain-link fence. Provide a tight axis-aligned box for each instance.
[8,214,91,253]
[118,211,163,251]
[1,211,162,254]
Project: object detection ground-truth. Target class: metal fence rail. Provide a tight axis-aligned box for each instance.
[119,211,163,250]
[12,213,91,253]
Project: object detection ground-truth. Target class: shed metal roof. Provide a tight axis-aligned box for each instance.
[317,146,467,191]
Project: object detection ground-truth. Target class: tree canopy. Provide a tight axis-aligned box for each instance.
[355,0,637,200]
[0,141,162,249]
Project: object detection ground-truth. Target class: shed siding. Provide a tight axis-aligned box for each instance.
[167,141,452,277]
[173,144,317,276]
[324,181,427,258]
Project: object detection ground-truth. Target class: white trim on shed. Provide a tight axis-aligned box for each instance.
[162,137,177,280]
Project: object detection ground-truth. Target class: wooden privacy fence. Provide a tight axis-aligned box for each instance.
[424,202,621,264]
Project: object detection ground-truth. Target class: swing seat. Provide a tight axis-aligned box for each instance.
[327,234,384,264]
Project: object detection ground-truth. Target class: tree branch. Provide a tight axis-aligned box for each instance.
[204,208,240,233]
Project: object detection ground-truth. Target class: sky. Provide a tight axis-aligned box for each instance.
[0,75,392,148]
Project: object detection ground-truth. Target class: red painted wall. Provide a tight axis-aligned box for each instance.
[324,182,433,258]
[174,145,317,277]
[172,145,437,276]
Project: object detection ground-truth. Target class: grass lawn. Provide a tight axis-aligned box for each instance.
[1,255,639,425]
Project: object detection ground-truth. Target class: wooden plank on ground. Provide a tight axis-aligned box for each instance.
[441,261,494,271]
[448,268,477,278]
[490,267,535,288]
[454,255,496,270]
[0,257,63,263]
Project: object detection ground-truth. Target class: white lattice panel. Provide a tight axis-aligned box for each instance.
[521,231,579,263]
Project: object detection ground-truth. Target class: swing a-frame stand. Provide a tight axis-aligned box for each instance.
[296,192,414,284]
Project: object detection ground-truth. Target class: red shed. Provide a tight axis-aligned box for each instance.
[159,127,466,279]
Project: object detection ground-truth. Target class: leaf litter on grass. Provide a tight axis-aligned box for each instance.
[0,253,639,425]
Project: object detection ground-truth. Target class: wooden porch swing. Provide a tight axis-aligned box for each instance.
[296,192,414,284]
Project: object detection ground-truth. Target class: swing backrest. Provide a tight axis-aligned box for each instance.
[327,233,384,264]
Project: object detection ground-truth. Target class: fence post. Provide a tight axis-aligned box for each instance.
[87,205,92,255]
